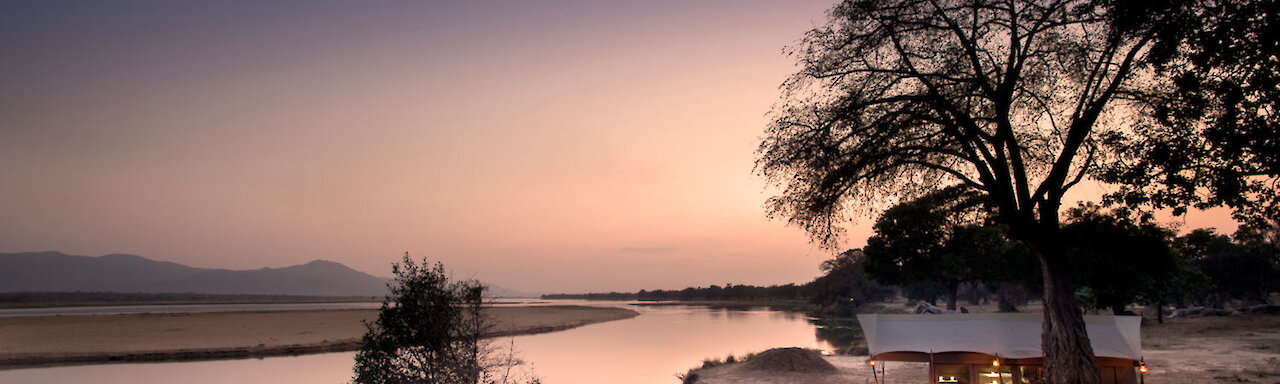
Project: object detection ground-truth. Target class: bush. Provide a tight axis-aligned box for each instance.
[352,253,534,384]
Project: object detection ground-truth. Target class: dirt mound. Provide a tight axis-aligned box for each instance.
[741,348,838,373]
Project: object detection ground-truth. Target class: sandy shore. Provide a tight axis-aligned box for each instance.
[0,305,637,369]
[690,313,1280,384]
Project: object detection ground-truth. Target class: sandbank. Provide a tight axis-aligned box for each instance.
[0,305,638,369]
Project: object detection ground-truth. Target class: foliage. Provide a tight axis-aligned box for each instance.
[1060,205,1184,314]
[805,249,895,315]
[754,0,1272,380]
[544,284,806,302]
[1176,228,1280,306]
[900,282,947,306]
[756,0,1164,247]
[861,186,1032,310]
[353,253,532,384]
[1099,0,1280,232]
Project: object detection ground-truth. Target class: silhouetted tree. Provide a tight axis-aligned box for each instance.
[756,0,1275,381]
[353,253,532,384]
[861,186,1031,310]
[862,186,984,310]
[806,249,895,315]
[1177,228,1280,306]
[1100,0,1280,232]
[1061,205,1180,315]
[949,223,1039,312]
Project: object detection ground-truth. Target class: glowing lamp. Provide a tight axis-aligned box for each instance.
[1139,362,1148,374]
[993,353,1000,367]
[869,360,877,366]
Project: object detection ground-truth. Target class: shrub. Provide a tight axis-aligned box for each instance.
[352,253,534,384]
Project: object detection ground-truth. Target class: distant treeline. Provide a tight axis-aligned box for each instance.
[546,213,1280,318]
[0,291,380,304]
[542,283,806,302]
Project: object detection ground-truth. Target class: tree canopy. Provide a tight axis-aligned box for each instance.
[862,185,1029,310]
[758,0,1161,247]
[1061,205,1181,315]
[755,0,1278,382]
[1177,228,1280,306]
[1099,0,1280,231]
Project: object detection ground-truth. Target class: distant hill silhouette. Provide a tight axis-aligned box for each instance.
[0,251,388,296]
[0,251,539,298]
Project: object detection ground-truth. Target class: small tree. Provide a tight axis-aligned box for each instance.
[353,253,531,384]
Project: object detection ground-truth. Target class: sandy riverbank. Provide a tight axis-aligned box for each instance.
[688,314,1280,384]
[0,305,638,369]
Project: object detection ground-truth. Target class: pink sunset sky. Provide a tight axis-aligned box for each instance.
[0,1,1236,293]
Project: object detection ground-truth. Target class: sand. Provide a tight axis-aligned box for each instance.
[691,313,1280,384]
[0,305,638,369]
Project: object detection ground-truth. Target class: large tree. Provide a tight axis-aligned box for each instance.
[755,0,1272,382]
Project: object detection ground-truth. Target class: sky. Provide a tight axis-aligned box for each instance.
[0,0,1237,294]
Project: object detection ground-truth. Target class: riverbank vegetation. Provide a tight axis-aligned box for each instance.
[545,202,1278,341]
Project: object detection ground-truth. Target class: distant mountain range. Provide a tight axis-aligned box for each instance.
[0,252,537,298]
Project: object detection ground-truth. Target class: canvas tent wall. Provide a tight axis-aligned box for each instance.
[857,313,1142,383]
[857,313,1141,361]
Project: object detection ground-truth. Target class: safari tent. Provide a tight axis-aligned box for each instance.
[856,313,1143,384]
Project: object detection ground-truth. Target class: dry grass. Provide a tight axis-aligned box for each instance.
[1141,315,1280,383]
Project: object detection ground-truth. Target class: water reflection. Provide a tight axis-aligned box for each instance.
[0,301,846,384]
[510,303,836,384]
[809,317,865,354]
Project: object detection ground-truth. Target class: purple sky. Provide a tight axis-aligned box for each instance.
[0,1,1236,293]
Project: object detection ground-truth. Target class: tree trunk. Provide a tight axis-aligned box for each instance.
[997,284,1020,313]
[1037,243,1101,384]
[946,281,959,311]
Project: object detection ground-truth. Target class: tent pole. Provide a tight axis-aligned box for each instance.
[929,350,935,384]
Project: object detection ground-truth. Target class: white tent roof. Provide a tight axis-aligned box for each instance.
[857,313,1142,360]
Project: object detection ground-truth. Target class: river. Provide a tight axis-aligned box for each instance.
[0,300,840,384]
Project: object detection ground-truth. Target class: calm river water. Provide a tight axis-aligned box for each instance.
[0,300,839,384]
